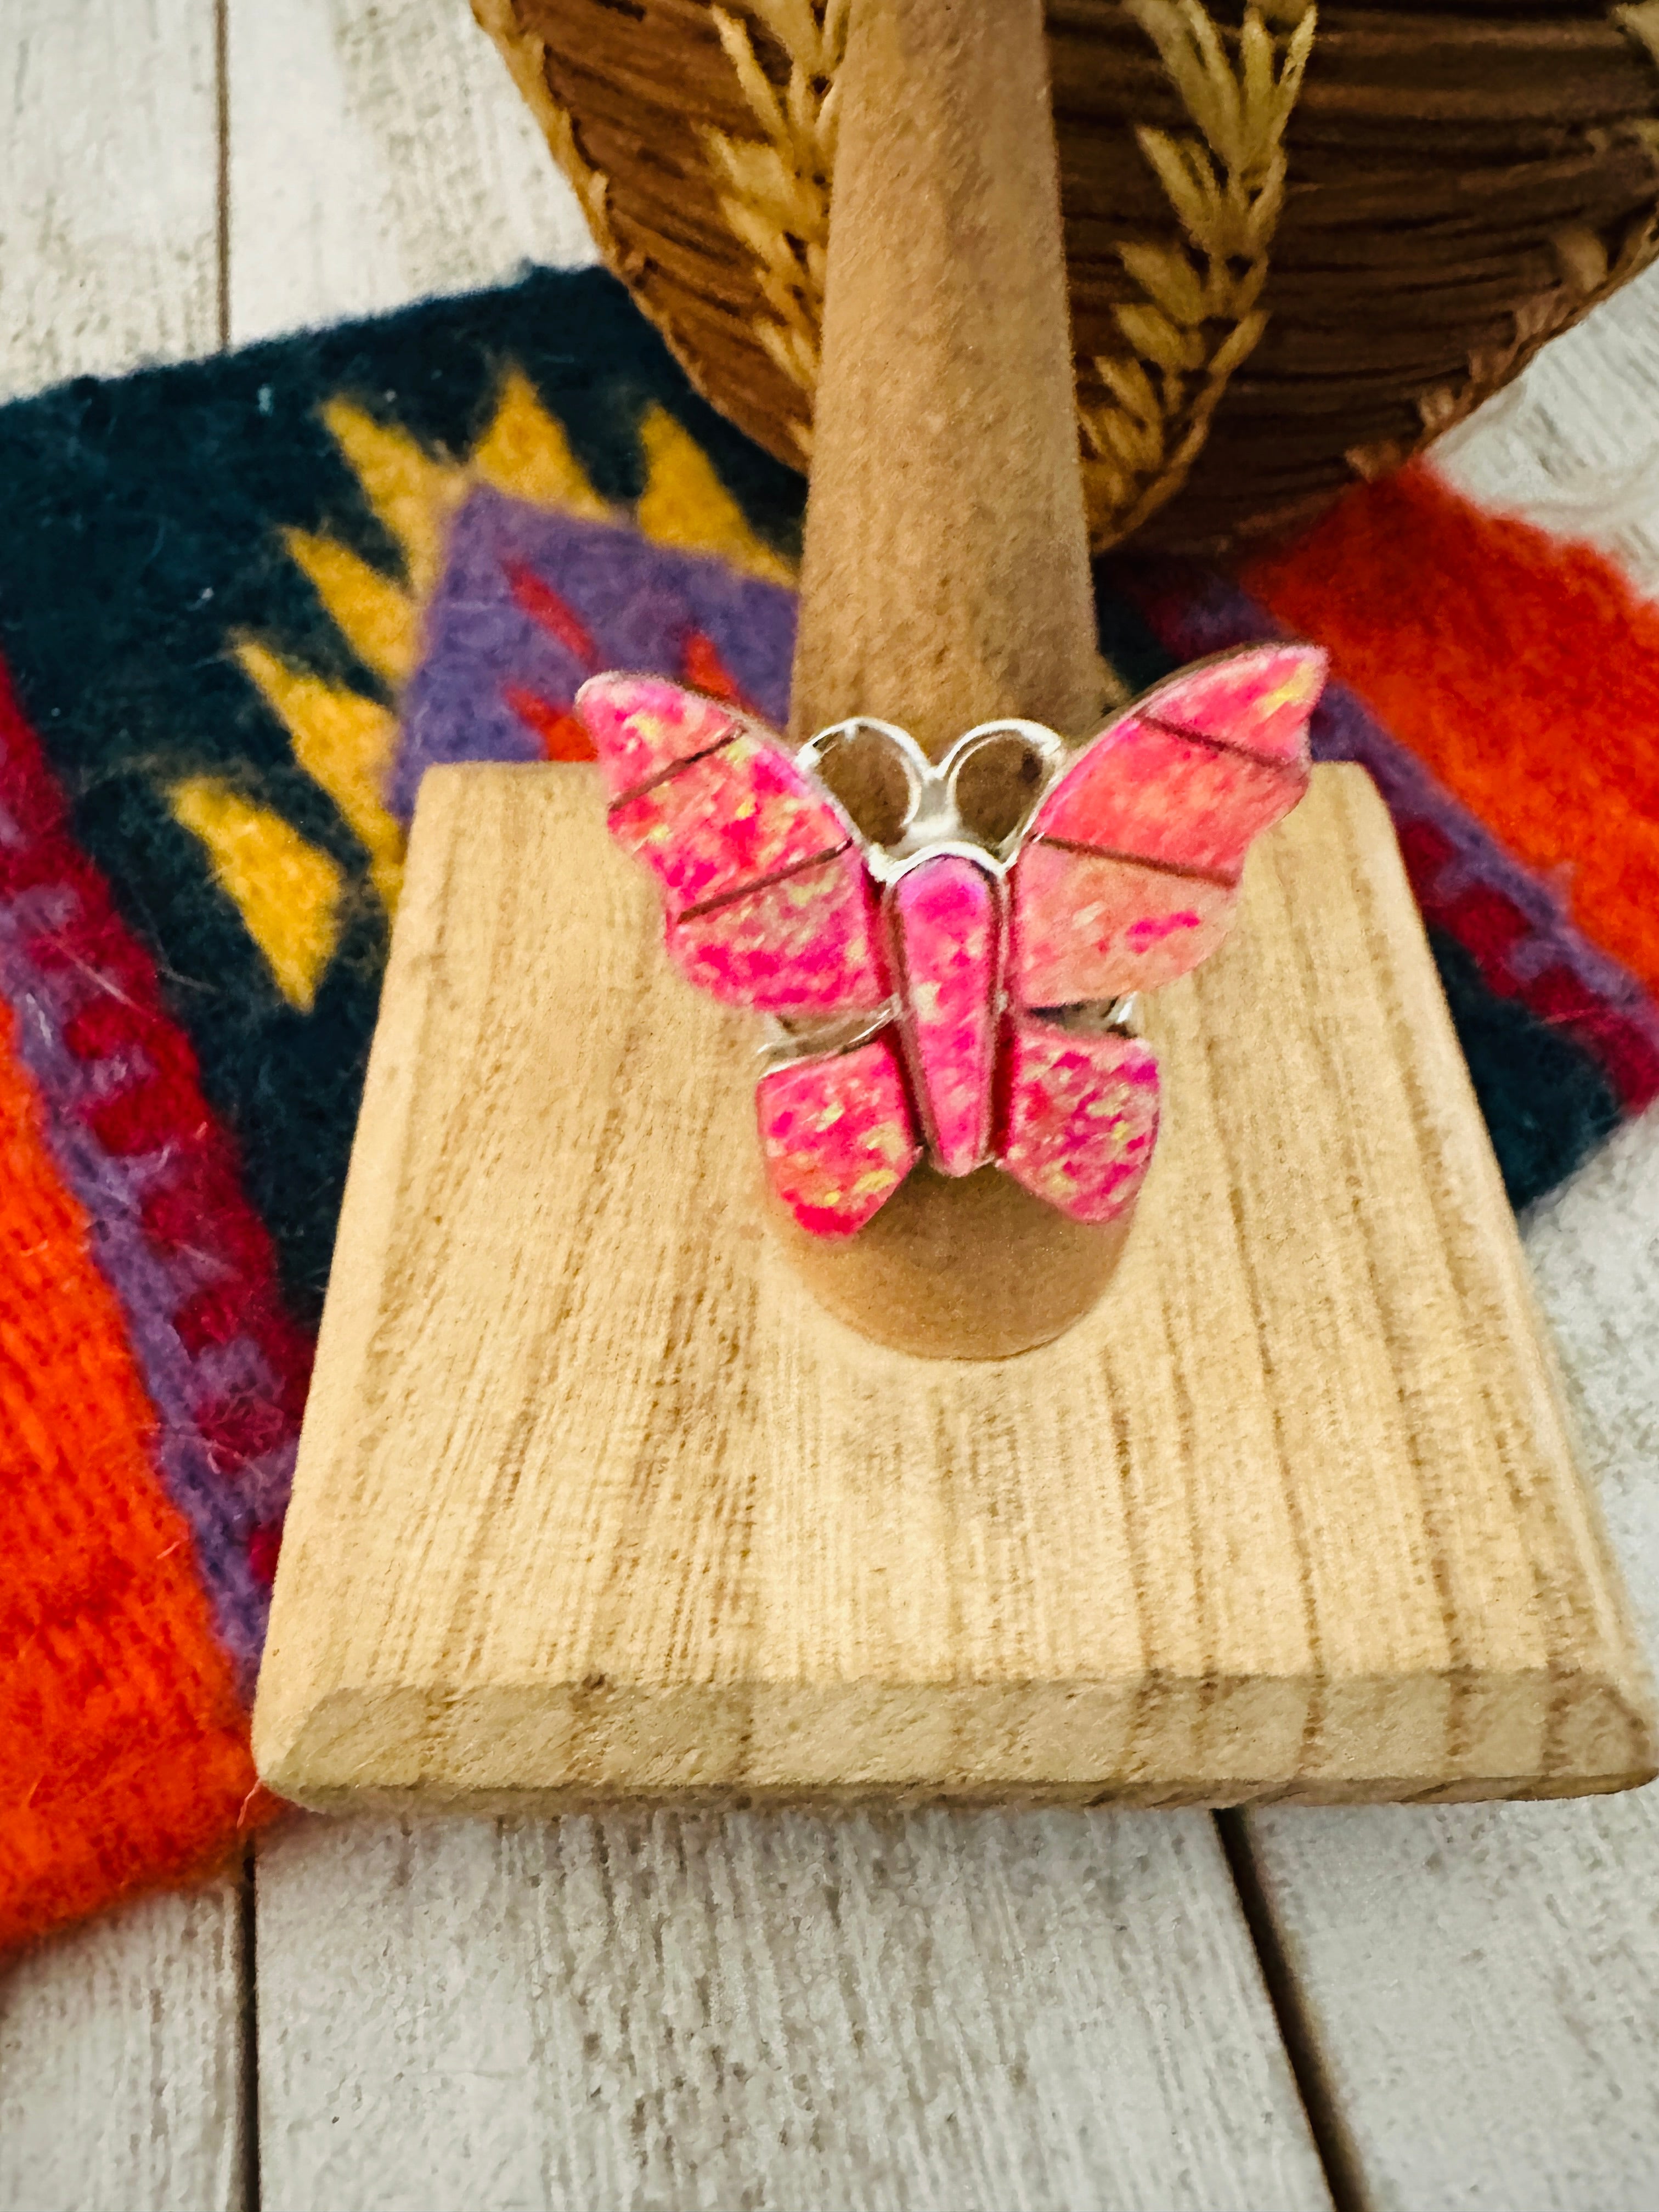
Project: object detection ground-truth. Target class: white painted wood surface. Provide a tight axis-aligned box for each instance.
[0,0,219,403]
[227,0,592,344]
[1243,1105,1659,2212]
[256,1808,1329,2212]
[0,1871,247,2212]
[3,1,1659,2206]
[0,11,246,2211]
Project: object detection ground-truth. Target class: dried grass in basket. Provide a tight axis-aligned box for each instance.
[475,0,1659,556]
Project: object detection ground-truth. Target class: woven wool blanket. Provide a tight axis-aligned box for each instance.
[3,266,1657,1949]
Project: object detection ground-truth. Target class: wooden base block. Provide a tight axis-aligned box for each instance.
[252,764,1657,1809]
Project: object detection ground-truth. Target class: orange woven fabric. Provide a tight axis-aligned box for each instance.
[1242,464,1659,1000]
[0,996,268,1949]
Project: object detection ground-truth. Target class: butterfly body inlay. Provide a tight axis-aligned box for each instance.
[889,853,1003,1178]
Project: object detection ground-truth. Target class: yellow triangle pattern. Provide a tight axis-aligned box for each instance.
[282,529,421,689]
[235,364,798,1012]
[320,399,464,602]
[633,406,795,584]
[169,778,343,1013]
[233,640,406,915]
[471,368,610,517]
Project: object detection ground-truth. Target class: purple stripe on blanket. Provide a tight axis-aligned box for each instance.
[394,486,798,820]
[0,872,282,1689]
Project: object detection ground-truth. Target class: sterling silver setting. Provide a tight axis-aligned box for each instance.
[759,713,1139,1081]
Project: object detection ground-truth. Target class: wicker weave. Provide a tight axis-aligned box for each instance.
[475,0,1659,554]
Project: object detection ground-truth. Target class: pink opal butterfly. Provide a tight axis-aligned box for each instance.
[575,645,1325,1239]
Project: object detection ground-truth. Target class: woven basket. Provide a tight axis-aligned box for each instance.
[476,0,1659,555]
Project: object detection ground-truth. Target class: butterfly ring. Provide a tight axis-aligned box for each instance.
[575,645,1326,1240]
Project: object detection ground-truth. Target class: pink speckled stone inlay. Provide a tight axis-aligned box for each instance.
[577,673,738,801]
[892,855,1000,1175]
[758,1034,921,1237]
[673,851,888,1013]
[1141,644,1325,760]
[1012,841,1234,1006]
[608,731,849,917]
[1032,644,1321,876]
[1032,713,1305,876]
[998,1018,1161,1224]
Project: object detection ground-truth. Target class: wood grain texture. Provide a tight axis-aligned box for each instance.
[1240,1105,1659,2212]
[0,1871,247,2212]
[255,1805,1330,2212]
[1226,278,1659,2212]
[7,3,1655,2203]
[252,760,1654,1807]
[214,15,1335,2206]
[0,0,219,404]
[226,0,595,346]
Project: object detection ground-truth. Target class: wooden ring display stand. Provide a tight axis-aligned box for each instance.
[770,0,1122,1360]
[253,0,1656,1811]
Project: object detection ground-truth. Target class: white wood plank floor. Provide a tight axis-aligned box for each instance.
[1,6,1657,2208]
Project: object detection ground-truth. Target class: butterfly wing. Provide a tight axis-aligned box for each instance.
[1009,644,1325,1007]
[579,674,911,1235]
[577,674,889,1016]
[998,1018,1161,1225]
[757,1034,921,1238]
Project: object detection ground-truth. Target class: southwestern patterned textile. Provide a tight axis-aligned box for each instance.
[2,266,1654,1948]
